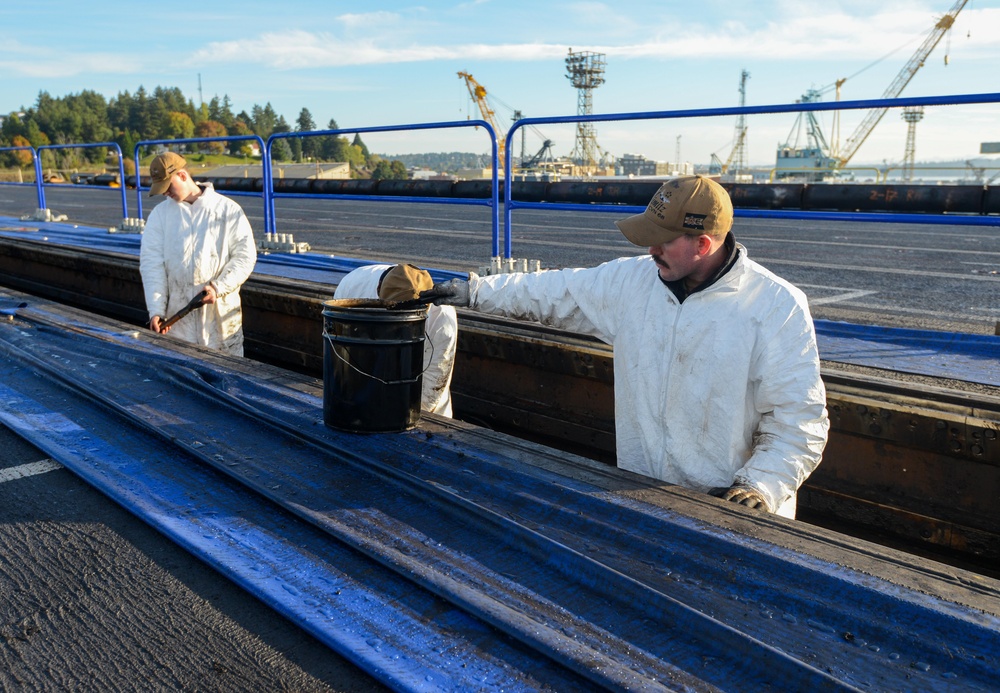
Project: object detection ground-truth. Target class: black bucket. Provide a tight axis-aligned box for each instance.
[322,299,427,432]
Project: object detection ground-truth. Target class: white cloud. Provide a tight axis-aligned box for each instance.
[190,31,569,68]
[181,5,999,71]
[336,11,403,31]
[0,54,142,79]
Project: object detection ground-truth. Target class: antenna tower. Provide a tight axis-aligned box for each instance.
[565,49,605,168]
[901,106,924,182]
[198,73,204,107]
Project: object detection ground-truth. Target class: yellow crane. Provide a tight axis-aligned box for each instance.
[458,71,506,172]
[836,0,967,167]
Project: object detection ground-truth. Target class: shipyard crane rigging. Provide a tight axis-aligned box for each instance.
[777,0,966,177]
[836,0,968,167]
[458,71,555,173]
[523,139,556,169]
[710,69,751,176]
[458,71,507,171]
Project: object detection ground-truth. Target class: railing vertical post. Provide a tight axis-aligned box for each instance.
[492,129,501,259]
[503,124,515,261]
[134,148,144,219]
[33,149,45,211]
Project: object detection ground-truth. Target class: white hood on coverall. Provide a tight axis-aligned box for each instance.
[334,264,458,417]
[467,249,829,517]
[140,184,257,356]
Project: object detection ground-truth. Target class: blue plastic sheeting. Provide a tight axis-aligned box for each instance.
[0,297,998,691]
[815,320,1000,387]
[0,218,464,285]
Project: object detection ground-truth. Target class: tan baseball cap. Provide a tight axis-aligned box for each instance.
[615,175,733,246]
[148,152,187,196]
[378,264,434,302]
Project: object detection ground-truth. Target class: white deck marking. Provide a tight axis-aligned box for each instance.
[807,289,877,306]
[0,458,63,484]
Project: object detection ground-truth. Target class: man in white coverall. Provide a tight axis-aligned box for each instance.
[422,175,829,518]
[139,152,257,356]
[334,263,458,417]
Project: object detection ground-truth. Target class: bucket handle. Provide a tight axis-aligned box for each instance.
[324,334,434,386]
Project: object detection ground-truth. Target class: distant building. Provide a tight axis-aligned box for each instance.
[616,153,691,177]
[410,168,456,181]
[456,168,495,180]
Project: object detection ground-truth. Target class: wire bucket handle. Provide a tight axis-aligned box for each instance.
[323,334,434,386]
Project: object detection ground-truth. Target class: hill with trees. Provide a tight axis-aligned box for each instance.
[0,87,408,179]
[374,152,488,174]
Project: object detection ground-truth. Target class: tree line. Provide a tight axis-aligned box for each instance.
[0,86,408,180]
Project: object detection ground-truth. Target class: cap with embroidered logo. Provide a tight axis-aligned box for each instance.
[148,152,187,196]
[615,175,733,246]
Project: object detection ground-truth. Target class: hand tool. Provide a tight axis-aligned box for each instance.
[161,289,208,330]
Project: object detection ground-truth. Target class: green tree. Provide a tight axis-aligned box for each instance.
[390,160,409,179]
[250,102,279,139]
[271,138,293,162]
[352,133,370,159]
[116,129,141,163]
[369,159,393,181]
[24,119,50,149]
[166,111,195,141]
[1,112,27,142]
[153,86,194,119]
[345,143,366,170]
[296,108,318,161]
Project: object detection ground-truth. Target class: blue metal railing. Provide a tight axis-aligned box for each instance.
[3,93,998,261]
[266,119,500,254]
[133,135,269,230]
[37,142,130,220]
[0,145,44,209]
[503,92,1000,258]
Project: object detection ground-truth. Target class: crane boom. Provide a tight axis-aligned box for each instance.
[837,0,967,166]
[458,71,506,171]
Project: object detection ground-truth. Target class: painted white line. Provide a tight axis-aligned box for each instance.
[758,257,1000,281]
[0,458,63,484]
[808,290,877,306]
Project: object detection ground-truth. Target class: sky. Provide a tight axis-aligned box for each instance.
[2,0,998,169]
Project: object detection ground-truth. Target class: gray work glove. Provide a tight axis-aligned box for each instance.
[708,484,774,513]
[419,279,471,307]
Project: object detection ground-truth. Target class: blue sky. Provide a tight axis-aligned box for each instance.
[2,1,997,168]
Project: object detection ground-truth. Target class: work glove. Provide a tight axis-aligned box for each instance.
[378,264,434,303]
[419,279,471,307]
[708,484,774,513]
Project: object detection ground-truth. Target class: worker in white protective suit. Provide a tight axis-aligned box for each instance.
[421,175,829,518]
[139,152,257,356]
[334,263,458,417]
